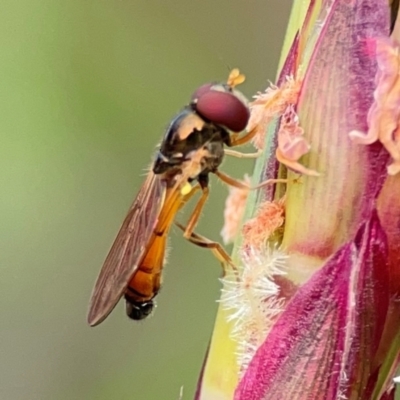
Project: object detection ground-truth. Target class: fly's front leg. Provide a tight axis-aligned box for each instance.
[229,127,258,147]
[175,222,236,277]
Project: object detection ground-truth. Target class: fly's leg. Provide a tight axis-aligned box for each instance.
[175,222,236,277]
[229,127,258,147]
[224,149,262,158]
[214,170,289,190]
[182,184,209,240]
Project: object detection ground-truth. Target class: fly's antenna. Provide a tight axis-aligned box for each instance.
[227,68,246,88]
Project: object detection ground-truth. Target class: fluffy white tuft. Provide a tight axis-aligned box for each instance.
[219,245,288,373]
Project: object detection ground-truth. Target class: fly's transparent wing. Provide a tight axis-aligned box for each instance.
[87,171,165,326]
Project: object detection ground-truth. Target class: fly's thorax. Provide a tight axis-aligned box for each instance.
[153,108,230,182]
[181,143,224,179]
[155,143,225,189]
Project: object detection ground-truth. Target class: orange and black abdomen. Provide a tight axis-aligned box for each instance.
[124,232,168,320]
[124,185,184,320]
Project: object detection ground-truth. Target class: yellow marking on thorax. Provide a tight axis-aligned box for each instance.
[177,113,205,140]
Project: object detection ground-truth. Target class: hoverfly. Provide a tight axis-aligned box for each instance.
[87,69,262,326]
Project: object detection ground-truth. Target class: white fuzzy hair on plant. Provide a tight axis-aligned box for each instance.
[219,245,288,373]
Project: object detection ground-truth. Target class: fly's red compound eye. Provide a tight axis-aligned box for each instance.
[191,83,215,102]
[195,90,250,132]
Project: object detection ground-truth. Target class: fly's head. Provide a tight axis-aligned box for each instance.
[153,69,250,182]
[190,69,250,136]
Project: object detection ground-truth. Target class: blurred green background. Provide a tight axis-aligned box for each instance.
[0,1,290,399]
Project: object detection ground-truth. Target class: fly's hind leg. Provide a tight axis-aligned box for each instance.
[175,222,237,277]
